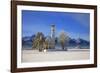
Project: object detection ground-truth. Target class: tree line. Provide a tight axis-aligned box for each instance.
[32,31,69,52]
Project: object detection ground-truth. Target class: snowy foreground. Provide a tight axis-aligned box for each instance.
[22,49,90,62]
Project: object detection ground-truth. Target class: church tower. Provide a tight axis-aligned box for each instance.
[51,25,55,38]
[50,24,55,49]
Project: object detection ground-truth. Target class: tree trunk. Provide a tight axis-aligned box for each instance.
[61,42,64,50]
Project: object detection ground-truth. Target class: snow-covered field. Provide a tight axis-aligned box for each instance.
[22,49,90,62]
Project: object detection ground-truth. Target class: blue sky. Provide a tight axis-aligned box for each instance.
[22,10,90,41]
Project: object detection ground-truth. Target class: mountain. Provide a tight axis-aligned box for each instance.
[78,38,90,46]
[22,35,35,47]
[22,35,90,49]
[68,38,77,46]
[68,38,89,45]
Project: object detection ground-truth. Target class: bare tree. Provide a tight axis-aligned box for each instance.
[32,32,45,52]
[59,31,69,50]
